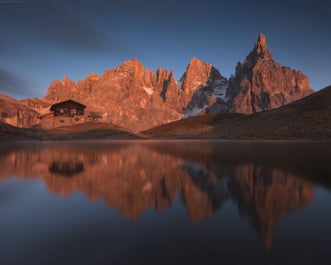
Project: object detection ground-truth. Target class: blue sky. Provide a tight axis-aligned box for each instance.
[1,0,330,99]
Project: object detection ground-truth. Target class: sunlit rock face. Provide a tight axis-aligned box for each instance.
[0,94,41,127]
[43,59,184,132]
[41,58,228,132]
[180,58,228,117]
[0,142,316,247]
[226,33,313,114]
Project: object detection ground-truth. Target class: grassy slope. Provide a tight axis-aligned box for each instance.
[0,122,142,140]
[0,121,50,140]
[142,86,331,140]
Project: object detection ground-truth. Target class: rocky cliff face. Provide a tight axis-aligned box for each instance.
[226,33,313,114]
[44,59,189,132]
[0,94,41,128]
[180,58,228,117]
[42,58,227,131]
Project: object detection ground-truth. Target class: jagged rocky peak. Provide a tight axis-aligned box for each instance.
[61,76,75,84]
[44,76,77,102]
[78,73,100,86]
[226,33,313,114]
[156,66,172,82]
[181,58,228,117]
[255,33,272,59]
[101,58,145,78]
[61,76,77,93]
[187,57,213,73]
[117,58,144,73]
[85,73,99,81]
[246,33,273,65]
[180,58,215,96]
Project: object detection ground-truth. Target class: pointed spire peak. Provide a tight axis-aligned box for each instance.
[254,33,272,60]
[257,33,267,45]
[245,33,273,66]
[168,71,175,80]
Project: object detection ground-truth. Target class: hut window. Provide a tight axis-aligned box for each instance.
[70,109,77,116]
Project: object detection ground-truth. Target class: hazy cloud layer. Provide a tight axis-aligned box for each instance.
[0,68,34,99]
[0,0,126,53]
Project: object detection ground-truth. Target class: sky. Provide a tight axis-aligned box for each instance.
[1,0,330,99]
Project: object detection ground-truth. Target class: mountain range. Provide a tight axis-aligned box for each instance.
[0,33,314,133]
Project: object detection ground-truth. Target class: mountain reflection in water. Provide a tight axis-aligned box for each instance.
[0,140,330,250]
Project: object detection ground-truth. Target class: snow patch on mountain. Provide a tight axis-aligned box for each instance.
[214,79,228,101]
[176,80,183,89]
[183,76,228,118]
[142,86,154,95]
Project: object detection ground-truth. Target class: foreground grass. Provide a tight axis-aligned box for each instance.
[0,122,142,140]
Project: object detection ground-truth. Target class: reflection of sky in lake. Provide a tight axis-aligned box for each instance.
[0,141,330,265]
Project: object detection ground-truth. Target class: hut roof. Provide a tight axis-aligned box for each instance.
[50,100,86,111]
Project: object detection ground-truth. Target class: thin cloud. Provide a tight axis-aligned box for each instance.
[0,68,34,99]
[0,0,127,54]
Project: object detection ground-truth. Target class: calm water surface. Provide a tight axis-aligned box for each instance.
[0,140,330,265]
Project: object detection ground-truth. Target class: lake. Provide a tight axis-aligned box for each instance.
[0,140,330,265]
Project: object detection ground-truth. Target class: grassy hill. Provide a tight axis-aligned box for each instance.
[0,121,142,140]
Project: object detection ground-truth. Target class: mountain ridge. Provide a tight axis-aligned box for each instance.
[0,33,314,132]
[226,33,313,114]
